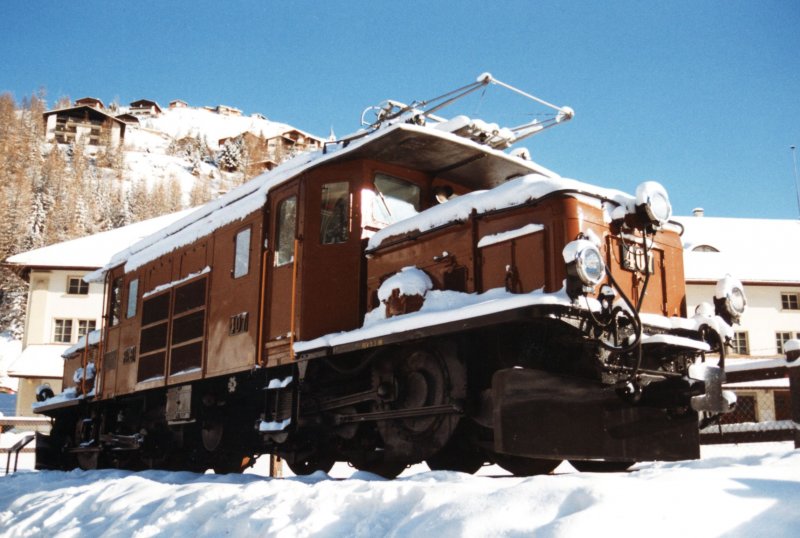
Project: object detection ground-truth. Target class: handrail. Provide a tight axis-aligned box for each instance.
[5,434,35,475]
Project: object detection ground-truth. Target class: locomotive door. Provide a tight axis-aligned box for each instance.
[263,182,301,366]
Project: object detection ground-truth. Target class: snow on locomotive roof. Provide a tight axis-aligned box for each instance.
[86,121,561,280]
[366,174,636,251]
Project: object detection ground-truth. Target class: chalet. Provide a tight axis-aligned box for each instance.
[129,99,163,117]
[115,113,140,125]
[43,105,127,147]
[74,97,105,110]
[216,104,243,116]
[2,210,193,416]
[169,99,189,109]
[218,129,325,176]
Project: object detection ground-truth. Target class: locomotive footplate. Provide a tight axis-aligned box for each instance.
[492,368,700,462]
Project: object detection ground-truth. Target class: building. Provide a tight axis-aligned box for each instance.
[217,129,325,176]
[676,211,800,426]
[43,105,127,148]
[74,97,105,110]
[129,99,163,117]
[169,99,189,109]
[215,104,243,116]
[2,210,193,416]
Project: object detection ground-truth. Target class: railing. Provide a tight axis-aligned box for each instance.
[699,357,799,447]
[1,417,51,474]
[4,434,35,475]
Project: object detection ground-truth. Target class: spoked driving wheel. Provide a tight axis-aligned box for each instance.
[372,344,465,463]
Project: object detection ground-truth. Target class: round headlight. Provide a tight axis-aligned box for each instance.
[576,246,605,286]
[726,287,746,315]
[635,181,672,227]
[714,275,747,324]
[563,239,606,291]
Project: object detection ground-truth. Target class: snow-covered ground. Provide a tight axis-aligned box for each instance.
[1,442,797,537]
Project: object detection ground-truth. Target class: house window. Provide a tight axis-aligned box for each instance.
[67,277,89,295]
[320,181,350,244]
[781,293,799,310]
[127,279,139,319]
[731,331,749,355]
[275,196,297,266]
[77,320,96,339]
[233,228,251,278]
[54,319,73,343]
[775,332,799,354]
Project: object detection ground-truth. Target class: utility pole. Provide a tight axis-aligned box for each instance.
[792,145,800,219]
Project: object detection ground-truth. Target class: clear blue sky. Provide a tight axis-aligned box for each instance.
[2,1,799,219]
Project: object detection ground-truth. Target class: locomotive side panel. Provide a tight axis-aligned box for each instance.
[366,221,476,312]
[206,212,263,376]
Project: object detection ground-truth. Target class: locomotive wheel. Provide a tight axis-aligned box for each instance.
[214,454,254,474]
[351,459,407,479]
[494,454,560,476]
[426,423,484,474]
[569,460,635,473]
[74,416,100,471]
[373,344,464,461]
[287,452,336,476]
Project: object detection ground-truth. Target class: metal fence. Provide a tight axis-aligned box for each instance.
[700,361,799,446]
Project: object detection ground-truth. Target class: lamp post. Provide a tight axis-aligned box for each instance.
[793,145,800,219]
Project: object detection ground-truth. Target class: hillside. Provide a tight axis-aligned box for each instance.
[0,93,324,339]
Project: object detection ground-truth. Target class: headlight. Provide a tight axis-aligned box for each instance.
[563,239,606,298]
[714,275,747,325]
[634,181,672,228]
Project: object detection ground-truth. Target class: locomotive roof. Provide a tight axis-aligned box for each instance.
[86,121,560,281]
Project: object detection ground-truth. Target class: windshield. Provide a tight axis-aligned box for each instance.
[361,174,421,238]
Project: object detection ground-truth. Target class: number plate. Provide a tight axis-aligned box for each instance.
[621,243,654,273]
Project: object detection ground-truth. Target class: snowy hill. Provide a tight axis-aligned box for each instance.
[118,105,319,203]
[0,444,798,537]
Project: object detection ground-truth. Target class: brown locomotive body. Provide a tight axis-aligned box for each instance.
[35,76,743,477]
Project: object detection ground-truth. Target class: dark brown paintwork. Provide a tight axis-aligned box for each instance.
[95,152,687,404]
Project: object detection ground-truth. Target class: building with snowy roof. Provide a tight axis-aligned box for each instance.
[676,211,800,427]
[129,99,163,117]
[43,104,127,148]
[2,210,192,416]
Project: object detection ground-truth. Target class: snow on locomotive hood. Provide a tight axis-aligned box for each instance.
[366,174,636,252]
[86,119,637,281]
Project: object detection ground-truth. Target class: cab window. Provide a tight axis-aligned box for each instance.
[363,174,421,230]
[320,181,350,244]
[275,196,297,266]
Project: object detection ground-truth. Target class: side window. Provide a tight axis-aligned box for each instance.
[127,278,139,319]
[110,277,123,326]
[54,319,73,343]
[233,227,251,278]
[320,181,350,244]
[67,276,89,295]
[275,196,297,266]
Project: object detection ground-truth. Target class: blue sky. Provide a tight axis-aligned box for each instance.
[2,1,799,219]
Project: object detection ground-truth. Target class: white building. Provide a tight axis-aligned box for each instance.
[676,211,800,425]
[3,210,192,416]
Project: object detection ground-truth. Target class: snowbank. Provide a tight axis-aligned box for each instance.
[0,445,798,537]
